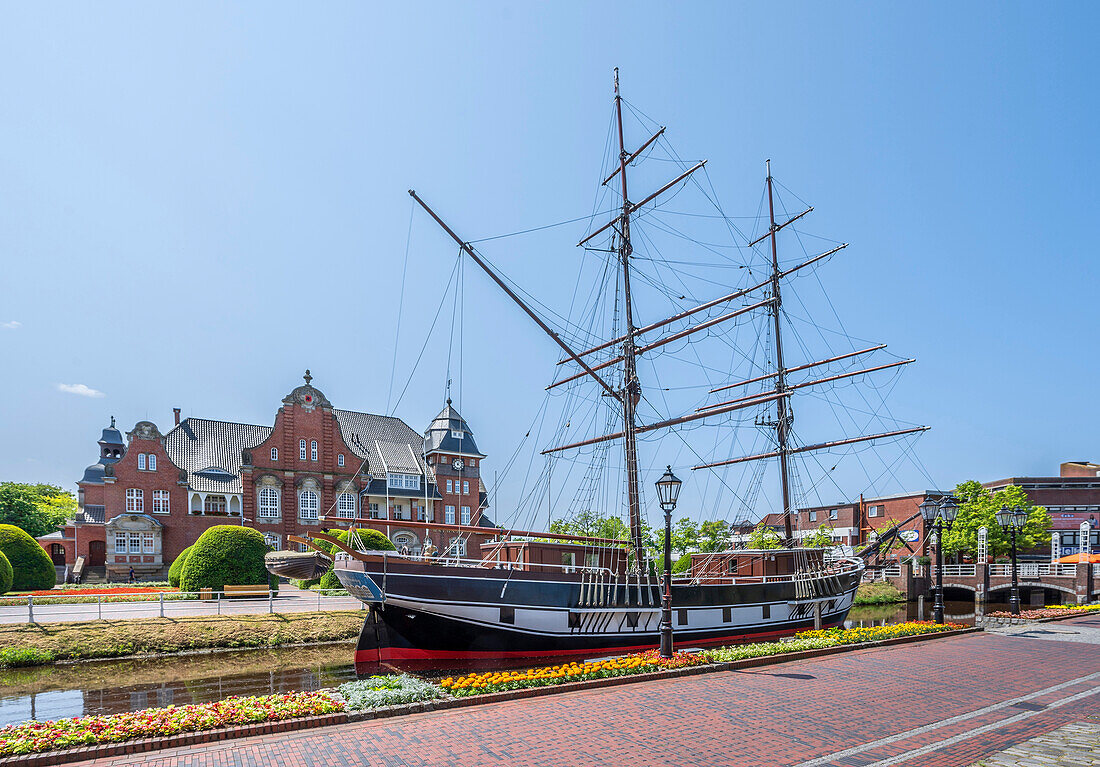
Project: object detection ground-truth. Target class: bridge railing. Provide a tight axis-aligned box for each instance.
[934,565,976,577]
[988,563,1077,578]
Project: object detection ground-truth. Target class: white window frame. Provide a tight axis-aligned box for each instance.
[137,453,146,470]
[448,537,467,556]
[128,532,142,554]
[271,447,278,461]
[338,453,344,467]
[298,489,319,520]
[258,487,280,519]
[299,439,307,460]
[416,505,427,522]
[126,488,143,512]
[829,509,839,520]
[461,505,471,525]
[809,510,817,522]
[868,505,881,518]
[446,479,453,493]
[463,480,469,495]
[367,502,381,520]
[388,473,420,490]
[204,495,227,515]
[148,454,156,471]
[141,532,154,554]
[263,533,280,549]
[451,429,463,439]
[152,490,170,514]
[337,492,356,519]
[311,441,318,461]
[114,532,127,554]
[445,505,456,524]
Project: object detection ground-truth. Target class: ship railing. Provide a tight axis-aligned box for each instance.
[0,588,362,623]
[358,550,623,579]
[687,557,863,586]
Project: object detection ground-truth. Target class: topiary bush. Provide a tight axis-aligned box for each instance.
[672,553,692,574]
[167,545,193,588]
[0,551,12,595]
[0,524,56,591]
[299,528,395,590]
[179,526,276,593]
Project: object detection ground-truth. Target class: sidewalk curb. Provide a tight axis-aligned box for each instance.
[0,627,981,765]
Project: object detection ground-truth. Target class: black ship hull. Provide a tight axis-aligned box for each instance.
[336,558,862,666]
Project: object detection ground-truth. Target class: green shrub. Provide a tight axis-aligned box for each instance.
[338,674,442,709]
[0,551,12,595]
[0,524,56,591]
[672,553,692,574]
[0,647,55,668]
[179,526,276,593]
[167,546,193,588]
[298,528,394,590]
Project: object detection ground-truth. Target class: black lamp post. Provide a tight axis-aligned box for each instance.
[996,504,1028,615]
[655,465,682,659]
[919,494,959,624]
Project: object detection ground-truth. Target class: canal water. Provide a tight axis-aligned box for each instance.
[0,600,977,727]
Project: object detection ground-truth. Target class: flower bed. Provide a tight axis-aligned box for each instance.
[0,691,343,756]
[0,589,191,606]
[793,621,967,644]
[984,604,1100,620]
[338,674,443,709]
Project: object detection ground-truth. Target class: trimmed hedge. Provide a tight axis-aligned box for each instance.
[0,551,12,595]
[167,545,193,588]
[179,526,275,593]
[672,553,692,574]
[0,524,56,591]
[299,528,395,590]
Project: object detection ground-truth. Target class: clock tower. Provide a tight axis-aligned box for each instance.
[423,399,488,537]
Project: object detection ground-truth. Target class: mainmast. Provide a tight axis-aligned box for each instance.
[765,160,795,543]
[612,68,646,567]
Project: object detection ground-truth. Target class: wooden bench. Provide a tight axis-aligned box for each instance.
[222,584,272,598]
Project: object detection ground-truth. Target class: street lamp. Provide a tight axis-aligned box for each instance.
[655,465,682,659]
[997,504,1027,615]
[919,494,959,624]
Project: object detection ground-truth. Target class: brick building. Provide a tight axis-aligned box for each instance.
[42,373,493,580]
[794,491,948,558]
[984,461,1100,557]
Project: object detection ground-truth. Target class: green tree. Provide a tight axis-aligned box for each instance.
[549,511,630,541]
[698,520,731,552]
[801,526,836,548]
[748,524,783,549]
[942,480,1051,558]
[672,518,699,557]
[0,483,75,538]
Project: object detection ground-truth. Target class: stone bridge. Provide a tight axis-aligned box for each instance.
[876,562,1096,605]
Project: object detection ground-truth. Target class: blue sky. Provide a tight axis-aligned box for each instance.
[1,3,1097,526]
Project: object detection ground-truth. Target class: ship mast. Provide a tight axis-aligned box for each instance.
[612,68,646,566]
[764,160,795,543]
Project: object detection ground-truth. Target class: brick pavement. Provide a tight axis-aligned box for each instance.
[969,720,1100,765]
[70,615,1100,767]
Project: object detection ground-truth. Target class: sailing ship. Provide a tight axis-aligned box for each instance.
[267,72,926,665]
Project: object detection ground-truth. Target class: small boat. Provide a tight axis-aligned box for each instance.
[265,550,332,581]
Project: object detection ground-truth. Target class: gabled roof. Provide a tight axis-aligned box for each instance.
[166,418,273,494]
[334,409,435,480]
[423,400,485,457]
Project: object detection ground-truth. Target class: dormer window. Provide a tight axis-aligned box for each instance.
[387,473,420,490]
[137,454,146,470]
[451,429,463,439]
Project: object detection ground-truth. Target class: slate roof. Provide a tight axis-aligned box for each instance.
[333,409,435,481]
[165,418,273,494]
[81,463,106,485]
[423,400,485,457]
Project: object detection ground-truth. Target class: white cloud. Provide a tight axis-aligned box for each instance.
[57,383,105,398]
[1,320,20,330]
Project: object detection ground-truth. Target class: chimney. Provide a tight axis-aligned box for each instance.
[173,408,181,426]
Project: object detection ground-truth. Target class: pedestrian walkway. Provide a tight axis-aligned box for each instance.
[70,614,1100,767]
[970,720,1100,765]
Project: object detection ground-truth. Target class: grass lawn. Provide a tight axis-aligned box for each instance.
[853,581,905,605]
[0,610,367,666]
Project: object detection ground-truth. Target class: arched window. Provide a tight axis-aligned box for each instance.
[310,441,318,461]
[298,489,319,520]
[337,492,356,519]
[338,453,345,467]
[148,454,156,471]
[258,487,280,519]
[299,439,307,460]
[270,447,278,461]
[137,454,146,470]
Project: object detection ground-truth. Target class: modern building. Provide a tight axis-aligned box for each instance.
[41,373,493,580]
[984,462,1100,557]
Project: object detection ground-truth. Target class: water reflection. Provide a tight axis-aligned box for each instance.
[845,600,976,628]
